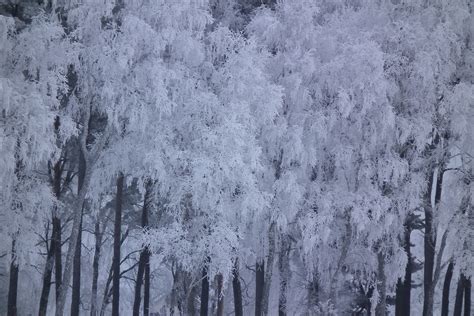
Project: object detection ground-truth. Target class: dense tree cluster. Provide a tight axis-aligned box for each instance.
[0,0,472,315]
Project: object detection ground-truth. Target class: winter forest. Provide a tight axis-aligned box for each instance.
[0,0,473,315]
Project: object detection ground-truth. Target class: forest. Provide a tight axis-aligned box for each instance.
[0,0,473,315]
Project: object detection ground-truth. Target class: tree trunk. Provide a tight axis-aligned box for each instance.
[255,260,265,316]
[133,183,151,316]
[440,261,453,316]
[51,155,63,302]
[216,273,224,316]
[232,259,243,316]
[90,218,104,316]
[53,215,62,302]
[278,234,290,316]
[71,212,83,316]
[38,229,55,316]
[100,256,115,316]
[454,274,465,316]
[464,276,471,316]
[263,223,276,316]
[186,275,198,316]
[7,239,19,316]
[55,106,95,316]
[395,222,412,316]
[423,168,443,316]
[112,173,124,316]
[100,229,129,316]
[375,251,386,316]
[144,252,150,316]
[200,264,210,316]
[72,147,86,316]
[133,254,146,316]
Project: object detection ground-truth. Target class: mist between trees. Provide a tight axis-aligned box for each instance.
[0,0,472,315]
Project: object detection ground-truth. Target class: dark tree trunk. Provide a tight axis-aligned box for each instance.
[440,261,453,316]
[278,234,290,316]
[133,249,151,316]
[144,252,150,316]
[375,251,386,316]
[395,222,412,316]
[133,183,151,316]
[90,218,104,316]
[38,230,55,316]
[53,215,62,301]
[187,276,198,316]
[200,264,210,316]
[71,212,83,316]
[112,173,124,316]
[454,274,465,316]
[263,224,276,316]
[8,240,19,316]
[395,279,405,316]
[100,229,129,316]
[423,168,443,316]
[232,259,243,316]
[133,254,146,316]
[216,273,224,316]
[255,260,265,316]
[464,276,471,316]
[71,140,86,316]
[52,158,63,303]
